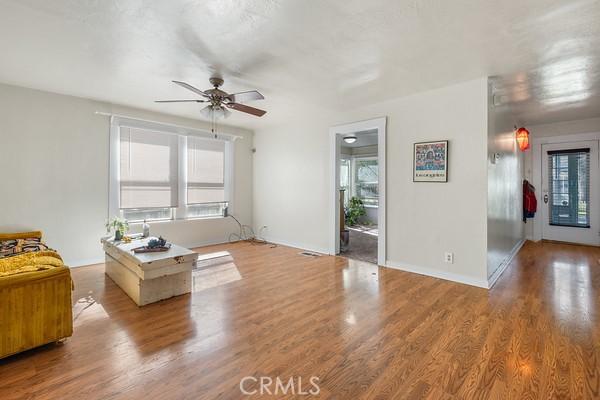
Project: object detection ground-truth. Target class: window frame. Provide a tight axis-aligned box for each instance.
[340,157,352,206]
[108,116,236,223]
[344,156,379,208]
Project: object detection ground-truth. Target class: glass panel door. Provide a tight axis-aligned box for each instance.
[548,149,590,228]
[541,140,599,246]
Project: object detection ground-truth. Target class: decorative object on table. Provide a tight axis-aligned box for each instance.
[345,197,366,226]
[142,219,150,238]
[105,217,129,241]
[413,140,448,182]
[132,236,171,254]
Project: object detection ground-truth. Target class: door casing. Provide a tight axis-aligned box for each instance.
[540,140,600,245]
[531,131,600,245]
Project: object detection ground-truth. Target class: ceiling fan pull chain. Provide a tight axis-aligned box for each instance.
[212,110,217,139]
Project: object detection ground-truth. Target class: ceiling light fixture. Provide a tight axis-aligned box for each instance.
[343,136,357,144]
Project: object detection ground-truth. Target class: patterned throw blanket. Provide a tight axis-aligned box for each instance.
[0,250,64,277]
[0,237,50,258]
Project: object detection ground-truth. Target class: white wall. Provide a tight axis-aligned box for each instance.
[0,83,253,266]
[254,78,490,286]
[523,117,600,239]
[486,82,524,282]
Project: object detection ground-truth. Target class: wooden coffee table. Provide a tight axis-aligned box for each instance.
[101,237,197,306]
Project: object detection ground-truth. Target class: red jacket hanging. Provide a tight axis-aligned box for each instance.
[523,180,537,222]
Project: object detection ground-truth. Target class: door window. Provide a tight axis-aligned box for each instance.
[548,148,590,228]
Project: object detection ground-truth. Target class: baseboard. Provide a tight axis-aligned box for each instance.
[487,239,525,289]
[384,260,489,289]
[262,236,329,255]
[67,257,104,268]
[181,238,230,250]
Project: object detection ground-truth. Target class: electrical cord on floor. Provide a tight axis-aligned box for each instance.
[227,214,276,247]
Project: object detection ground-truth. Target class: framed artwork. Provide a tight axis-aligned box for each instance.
[413,140,448,182]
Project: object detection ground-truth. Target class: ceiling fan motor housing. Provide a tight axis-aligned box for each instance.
[209,77,224,88]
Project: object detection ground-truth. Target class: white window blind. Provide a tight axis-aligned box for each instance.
[187,136,226,205]
[119,127,179,209]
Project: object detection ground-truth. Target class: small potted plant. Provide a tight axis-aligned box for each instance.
[105,217,129,241]
[345,197,366,227]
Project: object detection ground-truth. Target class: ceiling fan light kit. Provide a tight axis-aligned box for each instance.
[156,77,266,119]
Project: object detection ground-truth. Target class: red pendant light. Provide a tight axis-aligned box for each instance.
[515,127,530,151]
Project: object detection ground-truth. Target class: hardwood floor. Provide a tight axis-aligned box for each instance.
[1,240,599,399]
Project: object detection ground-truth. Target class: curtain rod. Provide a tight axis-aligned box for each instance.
[94,111,244,140]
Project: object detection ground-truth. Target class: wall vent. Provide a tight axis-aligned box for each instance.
[299,251,321,257]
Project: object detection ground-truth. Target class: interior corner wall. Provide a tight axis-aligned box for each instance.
[253,77,490,286]
[486,81,524,282]
[0,82,254,266]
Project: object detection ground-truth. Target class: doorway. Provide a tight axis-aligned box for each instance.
[541,140,600,246]
[329,117,386,265]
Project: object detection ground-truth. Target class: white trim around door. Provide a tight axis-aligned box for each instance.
[329,117,387,265]
[531,131,600,244]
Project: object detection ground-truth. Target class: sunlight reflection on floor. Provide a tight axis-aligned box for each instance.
[193,251,242,292]
[72,294,108,325]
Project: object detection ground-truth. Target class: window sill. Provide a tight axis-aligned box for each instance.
[129,215,226,226]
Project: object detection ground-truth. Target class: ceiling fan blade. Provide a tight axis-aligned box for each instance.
[155,99,205,103]
[226,90,264,103]
[226,102,267,117]
[172,80,209,98]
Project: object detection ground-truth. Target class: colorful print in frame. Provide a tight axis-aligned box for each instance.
[413,140,448,182]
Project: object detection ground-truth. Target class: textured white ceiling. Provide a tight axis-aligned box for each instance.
[0,0,599,128]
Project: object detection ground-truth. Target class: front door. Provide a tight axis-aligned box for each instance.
[541,140,600,245]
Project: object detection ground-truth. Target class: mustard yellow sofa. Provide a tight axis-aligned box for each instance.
[0,231,73,359]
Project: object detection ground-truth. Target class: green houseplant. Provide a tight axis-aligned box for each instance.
[345,197,366,227]
[105,217,129,241]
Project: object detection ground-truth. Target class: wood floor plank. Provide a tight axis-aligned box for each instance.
[1,240,600,399]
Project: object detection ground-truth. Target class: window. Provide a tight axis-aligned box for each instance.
[186,136,227,219]
[119,128,179,221]
[109,117,232,222]
[354,158,378,207]
[339,156,379,207]
[340,158,351,206]
[187,137,226,205]
[122,207,173,222]
[548,149,590,228]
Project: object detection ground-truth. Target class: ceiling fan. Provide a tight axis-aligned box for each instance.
[156,77,266,119]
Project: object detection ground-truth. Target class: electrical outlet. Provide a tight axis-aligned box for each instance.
[444,252,454,264]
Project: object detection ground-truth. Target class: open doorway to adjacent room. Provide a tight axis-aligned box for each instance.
[330,118,386,265]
